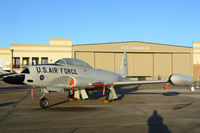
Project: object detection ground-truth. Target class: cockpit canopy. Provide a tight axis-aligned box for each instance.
[55,58,92,68]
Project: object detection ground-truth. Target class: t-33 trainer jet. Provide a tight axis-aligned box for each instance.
[3,52,193,108]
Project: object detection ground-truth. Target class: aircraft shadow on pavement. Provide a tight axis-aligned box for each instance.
[45,106,103,112]
[162,92,180,96]
[0,102,16,107]
[88,85,140,100]
[173,102,193,110]
[148,110,171,133]
[47,100,105,112]
[47,100,68,108]
[41,86,180,108]
[88,85,179,101]
[116,85,140,100]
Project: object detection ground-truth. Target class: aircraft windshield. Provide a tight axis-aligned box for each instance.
[55,58,92,68]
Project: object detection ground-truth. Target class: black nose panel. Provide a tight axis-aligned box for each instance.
[3,74,25,84]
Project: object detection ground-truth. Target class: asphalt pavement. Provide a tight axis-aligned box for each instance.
[0,81,200,133]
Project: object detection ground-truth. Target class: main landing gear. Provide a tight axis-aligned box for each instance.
[103,86,118,103]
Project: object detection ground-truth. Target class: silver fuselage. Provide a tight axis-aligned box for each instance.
[23,64,123,89]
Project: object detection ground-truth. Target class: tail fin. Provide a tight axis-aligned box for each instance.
[120,52,128,75]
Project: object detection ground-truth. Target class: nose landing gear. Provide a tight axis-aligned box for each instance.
[40,87,49,109]
[40,97,49,108]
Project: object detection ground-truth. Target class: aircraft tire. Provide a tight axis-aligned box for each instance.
[40,97,49,108]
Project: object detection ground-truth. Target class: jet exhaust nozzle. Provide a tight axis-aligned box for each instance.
[168,73,193,87]
[3,74,25,85]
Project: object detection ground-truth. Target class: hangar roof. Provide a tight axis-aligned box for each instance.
[74,41,192,48]
[72,41,192,53]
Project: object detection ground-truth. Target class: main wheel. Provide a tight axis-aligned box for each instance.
[40,97,49,108]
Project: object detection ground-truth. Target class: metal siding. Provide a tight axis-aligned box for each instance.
[173,54,191,75]
[133,54,153,77]
[114,53,123,72]
[75,52,95,67]
[95,53,115,71]
[127,53,135,75]
[154,54,172,80]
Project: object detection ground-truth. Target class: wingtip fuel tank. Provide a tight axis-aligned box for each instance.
[168,73,193,87]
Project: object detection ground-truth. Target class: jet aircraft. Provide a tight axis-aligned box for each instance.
[0,67,12,79]
[3,53,193,108]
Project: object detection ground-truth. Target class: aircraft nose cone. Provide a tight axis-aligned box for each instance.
[3,74,25,84]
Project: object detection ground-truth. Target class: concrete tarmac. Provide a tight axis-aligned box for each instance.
[0,81,200,133]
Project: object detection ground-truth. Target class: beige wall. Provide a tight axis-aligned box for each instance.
[10,45,72,64]
[0,48,11,68]
[193,41,200,79]
[0,38,72,72]
[193,41,200,64]
[50,38,72,46]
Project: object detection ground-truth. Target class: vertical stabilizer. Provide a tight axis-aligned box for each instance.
[120,52,128,75]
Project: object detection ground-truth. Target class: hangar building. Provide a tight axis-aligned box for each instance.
[73,41,193,80]
[0,38,193,80]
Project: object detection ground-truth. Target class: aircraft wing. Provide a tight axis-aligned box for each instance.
[89,80,167,87]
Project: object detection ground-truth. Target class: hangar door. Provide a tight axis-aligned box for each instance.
[115,53,153,78]
[75,52,154,78]
[154,54,172,80]
[75,52,95,67]
[173,54,191,75]
[75,52,115,71]
[128,53,153,77]
[75,52,192,79]
[95,53,115,72]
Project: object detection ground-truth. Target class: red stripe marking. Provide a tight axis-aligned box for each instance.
[92,83,113,86]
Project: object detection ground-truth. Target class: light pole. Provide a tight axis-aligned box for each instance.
[11,49,14,73]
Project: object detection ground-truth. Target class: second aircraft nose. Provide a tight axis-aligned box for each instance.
[3,74,25,84]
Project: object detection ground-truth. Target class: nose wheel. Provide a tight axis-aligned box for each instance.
[40,97,49,108]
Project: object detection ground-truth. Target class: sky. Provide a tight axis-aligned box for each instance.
[0,0,200,48]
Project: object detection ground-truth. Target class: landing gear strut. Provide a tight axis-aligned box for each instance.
[40,88,49,108]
